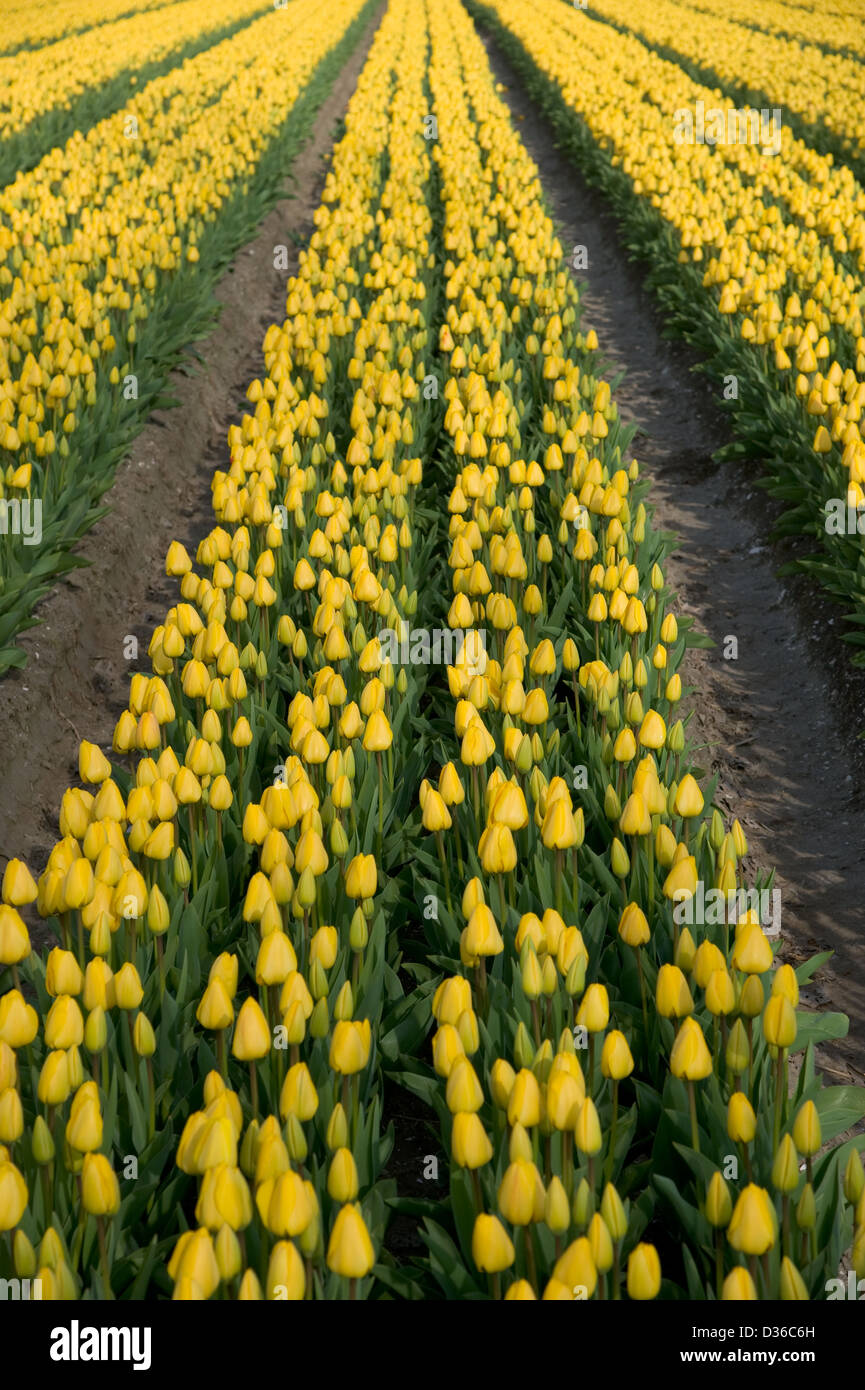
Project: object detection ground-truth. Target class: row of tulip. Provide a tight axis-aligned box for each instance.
[473,0,865,667]
[0,0,178,58]
[167,0,439,1298]
[676,0,865,60]
[0,0,270,148]
[584,0,865,168]
[0,0,274,187]
[0,0,436,1298]
[0,0,374,676]
[403,0,865,1300]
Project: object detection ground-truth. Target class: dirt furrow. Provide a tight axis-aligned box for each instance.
[482,28,865,1084]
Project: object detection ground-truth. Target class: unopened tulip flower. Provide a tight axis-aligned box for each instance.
[575,1098,602,1156]
[763,994,796,1049]
[197,979,234,1032]
[576,983,609,1033]
[472,1214,515,1274]
[266,1170,314,1238]
[279,1062,318,1122]
[507,1069,542,1128]
[618,902,649,947]
[0,990,38,1047]
[498,1159,539,1226]
[670,1017,713,1081]
[792,1101,821,1157]
[727,1093,757,1145]
[81,1153,120,1217]
[627,1242,661,1300]
[326,1203,375,1279]
[656,964,694,1018]
[0,1159,28,1230]
[446,1056,484,1114]
[0,907,30,967]
[329,1019,371,1075]
[345,854,377,900]
[843,1149,865,1206]
[168,1229,220,1299]
[552,1236,597,1297]
[37,1051,70,1106]
[727,1184,775,1256]
[722,1267,758,1300]
[779,1257,809,1300]
[231,999,270,1060]
[2,860,38,906]
[0,1088,23,1144]
[705,1172,732,1228]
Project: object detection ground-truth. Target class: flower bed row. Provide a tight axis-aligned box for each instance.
[0,0,433,1299]
[399,0,865,1301]
[0,0,375,676]
[470,0,865,669]
[1,0,863,1301]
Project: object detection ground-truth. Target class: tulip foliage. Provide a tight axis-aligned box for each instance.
[473,0,865,668]
[1,0,864,1303]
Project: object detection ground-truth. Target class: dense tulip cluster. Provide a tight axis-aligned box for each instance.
[679,0,865,56]
[588,0,865,160]
[0,0,370,674]
[0,0,179,56]
[478,0,865,659]
[411,0,865,1300]
[0,0,270,146]
[0,0,863,1302]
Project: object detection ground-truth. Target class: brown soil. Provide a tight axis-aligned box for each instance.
[0,7,384,944]
[484,31,865,1087]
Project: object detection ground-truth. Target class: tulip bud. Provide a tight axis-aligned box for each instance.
[627,1242,661,1300]
[326,1203,375,1279]
[81,1152,120,1216]
[796,1183,816,1231]
[215,1224,242,1282]
[722,1267,757,1300]
[705,1171,732,1228]
[843,1149,865,1206]
[726,1018,750,1075]
[771,1134,800,1193]
[779,1256,808,1301]
[572,1177,591,1227]
[472,1213,515,1274]
[133,1013,156,1058]
[792,1101,821,1156]
[13,1228,37,1278]
[309,998,329,1038]
[544,1175,570,1234]
[727,1184,775,1255]
[32,1115,55,1165]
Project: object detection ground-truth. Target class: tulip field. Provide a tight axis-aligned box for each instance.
[1,0,865,1321]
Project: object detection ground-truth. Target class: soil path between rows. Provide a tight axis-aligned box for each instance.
[482,29,865,1087]
[0,9,383,929]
